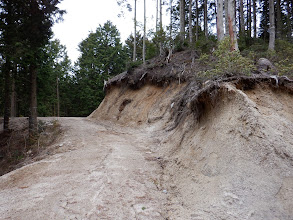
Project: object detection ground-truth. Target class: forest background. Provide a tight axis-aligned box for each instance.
[1,0,293,134]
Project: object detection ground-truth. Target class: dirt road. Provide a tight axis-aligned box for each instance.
[0,118,167,219]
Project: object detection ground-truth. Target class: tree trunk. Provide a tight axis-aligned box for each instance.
[247,0,252,37]
[160,0,163,56]
[276,0,282,39]
[189,0,193,44]
[29,64,38,136]
[204,0,208,37]
[133,0,137,62]
[253,0,257,38]
[269,0,275,50]
[56,74,60,118]
[160,0,162,31]
[10,77,16,117]
[196,0,199,41]
[291,0,293,23]
[170,0,173,49]
[234,0,237,26]
[261,0,270,40]
[239,0,245,36]
[156,0,159,32]
[228,0,238,50]
[3,60,11,131]
[287,0,292,39]
[180,0,185,42]
[225,0,229,35]
[217,0,224,41]
[143,0,146,65]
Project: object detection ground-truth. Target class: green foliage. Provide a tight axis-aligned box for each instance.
[124,31,159,62]
[275,40,293,76]
[173,37,187,52]
[73,21,127,116]
[37,39,72,116]
[0,0,65,126]
[198,53,210,65]
[199,37,256,78]
[152,29,168,53]
[127,60,143,72]
[238,35,258,51]
[125,32,143,61]
[275,40,293,60]
[242,39,293,76]
[146,39,159,60]
[276,59,293,76]
[195,35,217,54]
[241,39,268,61]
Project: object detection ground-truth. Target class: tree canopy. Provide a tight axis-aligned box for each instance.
[72,21,128,116]
[0,0,65,133]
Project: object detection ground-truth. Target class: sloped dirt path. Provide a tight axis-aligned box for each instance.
[0,118,167,219]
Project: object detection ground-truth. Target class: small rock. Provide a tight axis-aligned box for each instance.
[163,189,167,194]
[257,58,276,74]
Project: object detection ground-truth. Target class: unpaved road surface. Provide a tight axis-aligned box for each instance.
[0,118,167,219]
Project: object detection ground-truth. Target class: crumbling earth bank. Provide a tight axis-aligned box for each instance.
[1,74,293,219]
[91,79,293,220]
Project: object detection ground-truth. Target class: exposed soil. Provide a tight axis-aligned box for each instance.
[0,118,168,219]
[0,52,293,219]
[90,80,293,219]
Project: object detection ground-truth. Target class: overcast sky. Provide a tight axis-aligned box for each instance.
[52,0,169,64]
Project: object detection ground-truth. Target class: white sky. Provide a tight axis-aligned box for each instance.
[52,0,169,64]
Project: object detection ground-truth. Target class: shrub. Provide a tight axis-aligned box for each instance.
[199,37,255,78]
[195,35,217,54]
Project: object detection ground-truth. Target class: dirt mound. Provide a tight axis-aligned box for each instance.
[90,75,293,219]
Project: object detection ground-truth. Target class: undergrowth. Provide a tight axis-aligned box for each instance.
[198,37,293,79]
[199,37,255,78]
[0,119,63,176]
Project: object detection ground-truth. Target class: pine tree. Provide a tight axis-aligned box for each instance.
[276,0,282,39]
[143,0,146,65]
[0,0,65,134]
[253,0,257,38]
[75,21,127,116]
[37,40,71,117]
[228,0,238,50]
[260,0,270,40]
[189,0,193,44]
[269,0,276,50]
[204,0,208,37]
[195,0,199,41]
[247,0,252,37]
[217,0,224,41]
[133,0,137,62]
[0,0,20,131]
[180,0,186,41]
[239,0,245,36]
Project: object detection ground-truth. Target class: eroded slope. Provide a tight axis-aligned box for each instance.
[91,79,293,220]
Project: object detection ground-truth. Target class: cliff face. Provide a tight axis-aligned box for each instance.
[89,76,293,219]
